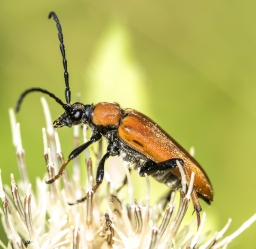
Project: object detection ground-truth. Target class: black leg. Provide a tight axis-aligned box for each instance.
[95,151,110,184]
[46,132,102,184]
[68,141,119,205]
[68,151,110,205]
[139,158,184,176]
[69,132,102,160]
[139,158,202,229]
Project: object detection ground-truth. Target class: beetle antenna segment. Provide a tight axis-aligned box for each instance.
[15,87,67,112]
[48,11,71,104]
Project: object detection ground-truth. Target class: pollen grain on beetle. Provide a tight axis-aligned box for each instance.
[0,99,255,249]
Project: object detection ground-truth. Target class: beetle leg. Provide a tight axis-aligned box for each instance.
[182,166,202,228]
[140,158,202,228]
[191,189,201,228]
[95,151,110,185]
[46,132,102,184]
[68,141,119,205]
[68,152,110,205]
[91,140,119,190]
[139,158,184,176]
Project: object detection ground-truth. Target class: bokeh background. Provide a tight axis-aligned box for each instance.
[1,1,256,248]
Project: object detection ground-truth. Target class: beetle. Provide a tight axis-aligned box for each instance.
[16,11,213,225]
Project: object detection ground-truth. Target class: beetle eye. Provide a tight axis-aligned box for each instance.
[72,110,82,120]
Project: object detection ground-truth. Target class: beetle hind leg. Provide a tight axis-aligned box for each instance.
[140,158,202,229]
[139,158,184,177]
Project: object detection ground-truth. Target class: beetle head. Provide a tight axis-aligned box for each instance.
[53,102,90,128]
[53,103,91,128]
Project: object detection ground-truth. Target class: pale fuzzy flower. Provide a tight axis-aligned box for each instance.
[0,99,255,249]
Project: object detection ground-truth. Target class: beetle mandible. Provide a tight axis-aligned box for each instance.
[16,11,213,225]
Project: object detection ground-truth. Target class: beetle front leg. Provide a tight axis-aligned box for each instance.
[46,131,102,184]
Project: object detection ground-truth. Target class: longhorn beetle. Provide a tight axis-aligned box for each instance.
[16,11,213,226]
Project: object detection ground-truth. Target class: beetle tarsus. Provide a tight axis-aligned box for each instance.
[45,178,55,184]
[46,158,70,184]
[68,182,102,205]
[68,195,87,205]
[196,210,201,228]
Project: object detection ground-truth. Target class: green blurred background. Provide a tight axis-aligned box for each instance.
[1,0,256,248]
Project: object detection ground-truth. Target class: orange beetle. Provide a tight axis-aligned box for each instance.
[16,12,213,222]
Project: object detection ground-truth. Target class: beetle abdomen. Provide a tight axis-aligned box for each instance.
[117,108,213,203]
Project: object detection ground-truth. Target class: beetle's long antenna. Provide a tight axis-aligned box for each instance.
[15,88,67,112]
[48,11,71,104]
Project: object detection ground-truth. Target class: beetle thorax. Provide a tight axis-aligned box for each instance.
[92,102,122,127]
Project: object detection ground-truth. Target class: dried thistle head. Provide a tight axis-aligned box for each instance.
[0,98,255,249]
